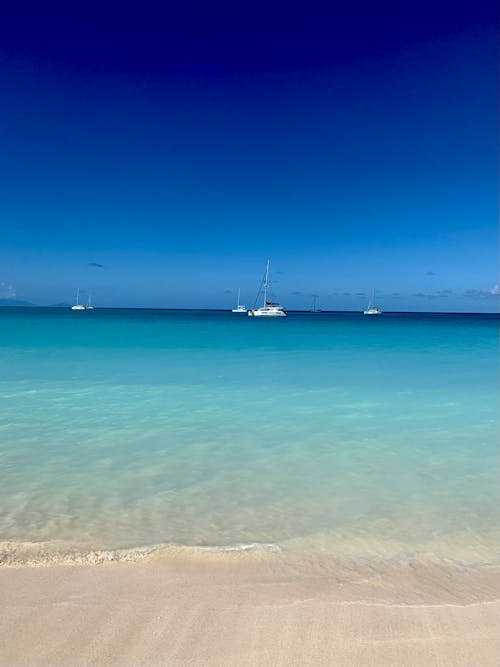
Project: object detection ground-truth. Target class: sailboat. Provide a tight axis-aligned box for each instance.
[363,289,382,315]
[248,260,287,317]
[231,288,247,313]
[86,294,95,310]
[310,294,321,313]
[71,288,85,310]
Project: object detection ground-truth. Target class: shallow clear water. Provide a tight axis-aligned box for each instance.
[0,308,498,564]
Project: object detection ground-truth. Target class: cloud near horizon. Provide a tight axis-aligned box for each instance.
[0,281,16,299]
[464,286,500,298]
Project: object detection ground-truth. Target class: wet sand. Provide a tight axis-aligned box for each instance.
[1,551,499,667]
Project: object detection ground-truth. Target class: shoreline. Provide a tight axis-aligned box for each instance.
[2,539,499,604]
[1,554,499,667]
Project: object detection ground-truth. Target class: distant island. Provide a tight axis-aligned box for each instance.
[0,299,36,307]
[0,301,78,308]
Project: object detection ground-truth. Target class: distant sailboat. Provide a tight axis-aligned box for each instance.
[248,260,287,317]
[86,295,95,310]
[231,288,247,313]
[363,289,382,315]
[310,294,321,313]
[71,288,85,310]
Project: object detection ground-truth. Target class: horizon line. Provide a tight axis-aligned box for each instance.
[0,305,499,316]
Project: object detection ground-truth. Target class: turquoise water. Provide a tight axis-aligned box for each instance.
[0,308,498,564]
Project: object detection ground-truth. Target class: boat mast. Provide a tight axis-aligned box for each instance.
[76,288,79,305]
[237,288,241,308]
[263,259,270,306]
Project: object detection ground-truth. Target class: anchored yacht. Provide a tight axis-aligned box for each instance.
[231,288,247,313]
[248,260,287,317]
[363,289,382,315]
[71,288,85,310]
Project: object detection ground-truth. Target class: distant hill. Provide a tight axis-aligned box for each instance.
[48,303,71,308]
[0,299,36,307]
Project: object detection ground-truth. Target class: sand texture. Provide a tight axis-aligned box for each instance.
[1,553,499,667]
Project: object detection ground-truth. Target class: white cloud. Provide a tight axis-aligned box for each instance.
[464,286,500,298]
[0,282,16,299]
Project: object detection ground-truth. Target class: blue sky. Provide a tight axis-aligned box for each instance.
[0,1,498,311]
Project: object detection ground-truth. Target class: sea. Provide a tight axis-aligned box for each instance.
[0,308,498,572]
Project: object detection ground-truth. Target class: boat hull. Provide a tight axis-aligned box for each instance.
[248,309,287,317]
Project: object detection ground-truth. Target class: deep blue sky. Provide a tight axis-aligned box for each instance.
[0,1,498,310]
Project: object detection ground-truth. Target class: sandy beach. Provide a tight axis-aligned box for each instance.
[1,550,499,667]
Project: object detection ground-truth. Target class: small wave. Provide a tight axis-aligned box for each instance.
[0,540,281,568]
[191,542,281,553]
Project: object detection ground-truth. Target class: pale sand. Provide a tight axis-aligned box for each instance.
[1,552,499,667]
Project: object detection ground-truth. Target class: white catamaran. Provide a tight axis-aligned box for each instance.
[231,288,247,313]
[86,294,95,310]
[248,260,287,317]
[71,288,86,310]
[363,289,382,315]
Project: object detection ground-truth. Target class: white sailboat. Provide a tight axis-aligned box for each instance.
[363,289,382,315]
[231,288,247,313]
[71,288,85,310]
[86,294,95,310]
[248,260,287,317]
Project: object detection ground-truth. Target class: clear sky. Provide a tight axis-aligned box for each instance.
[0,1,498,311]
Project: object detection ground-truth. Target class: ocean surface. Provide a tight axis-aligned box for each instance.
[0,308,498,567]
